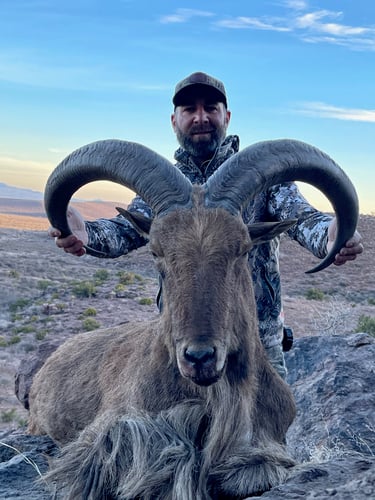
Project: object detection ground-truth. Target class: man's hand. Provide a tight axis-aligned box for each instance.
[48,206,88,257]
[327,217,364,266]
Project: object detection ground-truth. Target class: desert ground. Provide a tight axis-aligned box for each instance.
[0,209,374,433]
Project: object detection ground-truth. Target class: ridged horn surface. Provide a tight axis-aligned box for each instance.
[44,139,192,237]
[205,139,359,273]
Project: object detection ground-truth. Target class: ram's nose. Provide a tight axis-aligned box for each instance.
[178,344,222,387]
[184,347,215,365]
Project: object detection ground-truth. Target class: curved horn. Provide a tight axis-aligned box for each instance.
[44,139,192,238]
[205,139,359,273]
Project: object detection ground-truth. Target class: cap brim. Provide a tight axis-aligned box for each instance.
[173,84,227,107]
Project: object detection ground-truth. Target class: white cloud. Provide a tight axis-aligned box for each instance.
[48,148,70,154]
[291,7,375,51]
[209,2,375,52]
[294,10,340,28]
[302,35,375,51]
[216,16,290,32]
[160,8,214,24]
[320,23,370,36]
[283,0,308,10]
[160,14,186,24]
[292,102,375,123]
[295,9,372,36]
[159,4,375,52]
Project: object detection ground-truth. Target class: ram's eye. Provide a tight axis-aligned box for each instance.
[150,246,164,259]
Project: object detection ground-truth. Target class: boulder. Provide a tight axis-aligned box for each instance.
[286,332,374,462]
[258,332,375,500]
[15,340,62,410]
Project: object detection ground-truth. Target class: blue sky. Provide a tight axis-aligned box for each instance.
[0,0,374,213]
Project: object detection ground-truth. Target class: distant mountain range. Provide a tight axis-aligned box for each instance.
[0,183,44,200]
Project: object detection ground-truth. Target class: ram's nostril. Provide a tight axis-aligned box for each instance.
[184,347,215,364]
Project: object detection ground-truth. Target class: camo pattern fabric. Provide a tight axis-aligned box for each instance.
[85,135,332,348]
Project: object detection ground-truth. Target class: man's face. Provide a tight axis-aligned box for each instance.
[171,98,231,161]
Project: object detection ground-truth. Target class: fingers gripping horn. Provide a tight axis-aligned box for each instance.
[44,139,193,238]
[204,139,359,273]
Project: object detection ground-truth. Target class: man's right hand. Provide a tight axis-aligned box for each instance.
[48,206,88,257]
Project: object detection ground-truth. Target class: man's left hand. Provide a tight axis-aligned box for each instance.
[327,217,364,266]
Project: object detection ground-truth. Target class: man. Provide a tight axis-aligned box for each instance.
[50,72,363,378]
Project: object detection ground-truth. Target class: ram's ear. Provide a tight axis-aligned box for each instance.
[248,219,297,245]
[116,207,153,237]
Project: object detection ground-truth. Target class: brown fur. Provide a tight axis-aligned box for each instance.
[29,187,296,498]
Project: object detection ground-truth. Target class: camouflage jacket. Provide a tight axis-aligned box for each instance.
[85,135,332,348]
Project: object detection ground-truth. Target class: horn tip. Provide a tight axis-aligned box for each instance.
[305,257,334,274]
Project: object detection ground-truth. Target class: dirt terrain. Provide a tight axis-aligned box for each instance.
[0,212,374,433]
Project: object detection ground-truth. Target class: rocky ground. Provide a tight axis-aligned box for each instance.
[0,214,374,498]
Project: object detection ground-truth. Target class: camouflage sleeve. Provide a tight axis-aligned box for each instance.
[84,195,152,258]
[268,183,332,259]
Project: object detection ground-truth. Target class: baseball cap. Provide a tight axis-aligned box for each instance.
[173,72,227,107]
